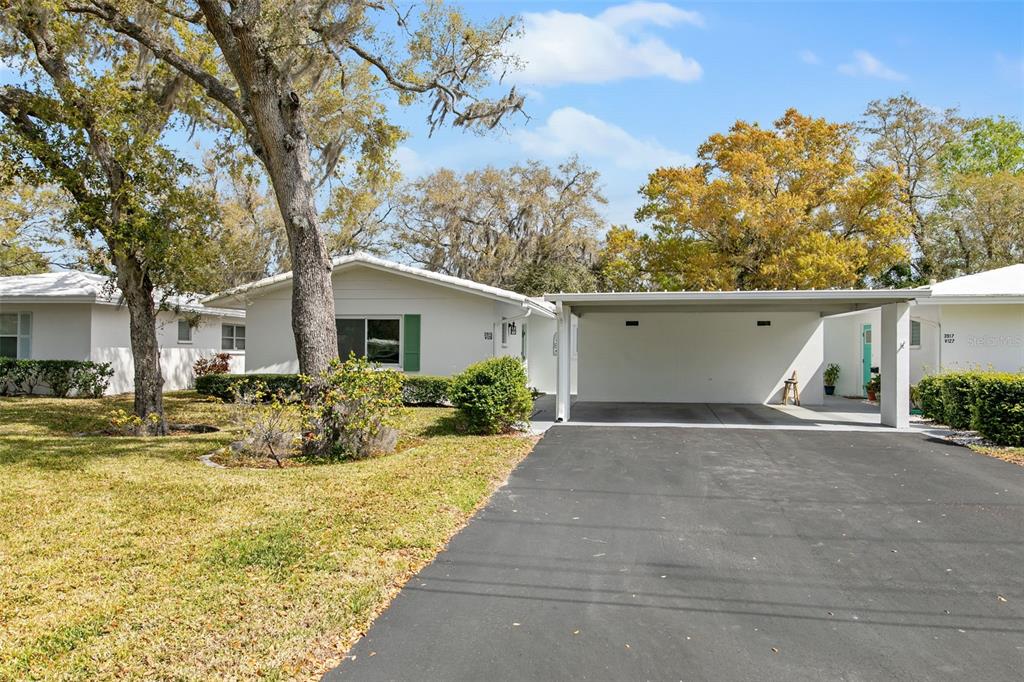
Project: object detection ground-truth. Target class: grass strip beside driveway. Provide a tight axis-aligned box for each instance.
[0,392,534,679]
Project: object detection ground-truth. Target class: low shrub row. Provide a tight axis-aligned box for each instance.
[197,372,456,406]
[197,356,534,436]
[195,373,302,401]
[0,358,114,398]
[915,371,1024,446]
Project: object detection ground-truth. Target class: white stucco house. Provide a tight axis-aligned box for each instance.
[824,264,1024,398]
[202,253,572,394]
[0,270,245,393]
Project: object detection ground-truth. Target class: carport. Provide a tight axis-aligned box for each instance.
[545,289,927,428]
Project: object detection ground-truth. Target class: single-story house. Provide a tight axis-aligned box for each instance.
[824,264,1024,398]
[0,270,245,394]
[202,252,574,394]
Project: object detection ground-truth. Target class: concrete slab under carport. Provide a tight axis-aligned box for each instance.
[530,394,904,433]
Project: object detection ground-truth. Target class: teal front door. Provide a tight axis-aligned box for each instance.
[861,324,872,397]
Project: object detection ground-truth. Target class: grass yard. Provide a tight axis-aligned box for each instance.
[970,444,1024,467]
[0,392,535,680]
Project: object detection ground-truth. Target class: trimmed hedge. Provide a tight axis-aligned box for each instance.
[913,370,1024,446]
[449,357,532,434]
[402,375,452,406]
[195,373,301,401]
[0,358,114,398]
[939,372,980,430]
[972,374,1024,447]
[197,371,453,407]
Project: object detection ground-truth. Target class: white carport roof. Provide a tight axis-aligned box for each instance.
[545,288,927,314]
[925,263,1024,304]
[0,270,243,317]
[203,252,556,317]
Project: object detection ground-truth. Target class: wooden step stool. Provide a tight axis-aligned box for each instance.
[781,371,801,406]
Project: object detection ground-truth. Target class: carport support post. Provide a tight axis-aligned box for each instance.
[555,302,572,422]
[880,302,910,428]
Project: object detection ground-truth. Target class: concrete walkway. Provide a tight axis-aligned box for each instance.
[329,426,1024,681]
[529,395,923,434]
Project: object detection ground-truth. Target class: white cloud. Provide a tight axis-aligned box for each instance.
[838,50,907,81]
[799,49,820,65]
[598,2,704,29]
[515,107,692,171]
[394,145,432,180]
[508,2,703,86]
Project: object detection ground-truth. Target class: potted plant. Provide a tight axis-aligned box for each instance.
[823,363,840,395]
[865,373,881,402]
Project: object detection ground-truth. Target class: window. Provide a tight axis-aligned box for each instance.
[222,324,246,351]
[0,312,31,359]
[336,317,401,365]
[500,321,508,347]
[910,320,922,348]
[177,319,193,344]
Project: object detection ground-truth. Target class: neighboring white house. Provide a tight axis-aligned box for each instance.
[824,264,1024,397]
[202,253,572,394]
[0,271,245,394]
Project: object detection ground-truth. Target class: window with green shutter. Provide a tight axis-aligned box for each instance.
[403,314,421,372]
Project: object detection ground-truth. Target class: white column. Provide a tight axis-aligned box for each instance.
[555,303,572,422]
[880,302,910,428]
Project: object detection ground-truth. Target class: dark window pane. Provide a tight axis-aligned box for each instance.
[235,338,245,350]
[222,336,234,350]
[0,337,17,359]
[366,318,400,364]
[336,318,365,360]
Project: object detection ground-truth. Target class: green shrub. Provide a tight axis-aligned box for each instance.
[195,373,302,401]
[823,363,840,386]
[971,373,1024,447]
[914,374,945,421]
[0,359,113,397]
[449,356,532,434]
[300,355,405,460]
[940,372,980,429]
[402,375,452,405]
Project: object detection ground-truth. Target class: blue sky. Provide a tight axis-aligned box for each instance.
[389,1,1024,226]
[3,2,1021,229]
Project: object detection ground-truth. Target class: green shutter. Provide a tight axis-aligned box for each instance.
[403,314,421,372]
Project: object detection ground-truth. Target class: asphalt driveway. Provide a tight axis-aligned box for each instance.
[330,427,1024,681]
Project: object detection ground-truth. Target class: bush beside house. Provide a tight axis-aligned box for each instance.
[0,358,114,397]
[916,371,1024,446]
[449,357,533,434]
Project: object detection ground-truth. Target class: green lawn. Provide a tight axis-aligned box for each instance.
[0,392,535,679]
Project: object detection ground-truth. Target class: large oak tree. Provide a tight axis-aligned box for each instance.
[72,0,525,375]
[1,2,216,433]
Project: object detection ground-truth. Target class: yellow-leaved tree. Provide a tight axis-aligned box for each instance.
[622,109,911,291]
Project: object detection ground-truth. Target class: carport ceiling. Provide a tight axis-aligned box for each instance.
[544,289,927,315]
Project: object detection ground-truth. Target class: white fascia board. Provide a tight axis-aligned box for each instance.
[924,295,1024,306]
[544,289,928,305]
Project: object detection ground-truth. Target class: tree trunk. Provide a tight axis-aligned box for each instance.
[245,76,338,376]
[115,254,168,436]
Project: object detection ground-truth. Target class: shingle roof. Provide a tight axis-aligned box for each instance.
[0,270,243,317]
[202,252,556,317]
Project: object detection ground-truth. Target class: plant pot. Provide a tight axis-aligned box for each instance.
[866,390,877,402]
[824,385,835,395]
